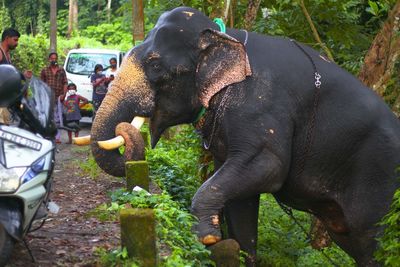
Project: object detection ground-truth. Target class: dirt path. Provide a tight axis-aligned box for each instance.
[6,123,123,267]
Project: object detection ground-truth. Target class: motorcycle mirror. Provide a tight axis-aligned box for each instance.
[0,65,26,107]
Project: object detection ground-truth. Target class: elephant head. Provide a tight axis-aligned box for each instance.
[90,7,251,176]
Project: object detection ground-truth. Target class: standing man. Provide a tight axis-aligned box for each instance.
[105,57,118,78]
[0,28,20,65]
[105,57,118,88]
[40,52,68,143]
[0,28,20,124]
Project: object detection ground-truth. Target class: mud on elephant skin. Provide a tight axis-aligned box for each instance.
[90,6,400,266]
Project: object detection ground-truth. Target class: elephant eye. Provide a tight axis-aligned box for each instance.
[145,56,168,83]
[152,63,161,71]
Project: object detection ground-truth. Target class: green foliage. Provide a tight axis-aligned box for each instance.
[257,194,355,266]
[11,34,48,75]
[0,1,11,30]
[146,125,203,209]
[366,0,393,18]
[94,247,141,267]
[86,203,116,222]
[78,153,102,179]
[3,0,398,76]
[56,9,69,37]
[253,0,385,74]
[82,23,132,51]
[72,146,102,180]
[375,187,400,266]
[108,189,213,266]
[145,0,187,30]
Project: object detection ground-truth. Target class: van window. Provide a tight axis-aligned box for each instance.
[65,53,117,76]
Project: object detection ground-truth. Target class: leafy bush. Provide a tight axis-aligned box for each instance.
[82,23,133,51]
[12,34,49,75]
[375,187,400,266]
[146,125,204,209]
[257,194,355,266]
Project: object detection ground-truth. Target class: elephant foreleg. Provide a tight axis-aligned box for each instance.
[191,148,285,246]
[224,195,260,267]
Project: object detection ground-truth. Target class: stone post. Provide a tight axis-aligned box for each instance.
[125,161,149,191]
[210,239,241,267]
[120,208,157,267]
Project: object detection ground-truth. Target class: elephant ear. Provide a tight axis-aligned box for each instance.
[196,29,252,108]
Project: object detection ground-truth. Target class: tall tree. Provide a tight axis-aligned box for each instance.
[67,0,78,38]
[107,0,112,23]
[132,0,144,44]
[358,1,400,115]
[50,0,57,52]
[244,0,261,30]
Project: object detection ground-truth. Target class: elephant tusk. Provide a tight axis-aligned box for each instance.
[73,135,91,146]
[98,135,125,150]
[97,116,145,150]
[131,116,145,129]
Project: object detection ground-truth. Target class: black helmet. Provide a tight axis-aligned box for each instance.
[0,65,24,107]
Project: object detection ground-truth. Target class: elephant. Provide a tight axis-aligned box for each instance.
[89,6,400,266]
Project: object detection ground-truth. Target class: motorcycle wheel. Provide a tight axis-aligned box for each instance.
[0,224,15,266]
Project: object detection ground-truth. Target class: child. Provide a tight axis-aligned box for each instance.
[61,83,88,144]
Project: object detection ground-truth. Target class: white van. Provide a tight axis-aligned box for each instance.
[64,48,125,102]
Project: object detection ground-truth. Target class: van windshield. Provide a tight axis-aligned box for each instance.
[65,53,116,75]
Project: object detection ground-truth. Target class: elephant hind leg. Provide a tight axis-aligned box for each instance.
[327,228,380,266]
[281,201,377,265]
[313,200,379,265]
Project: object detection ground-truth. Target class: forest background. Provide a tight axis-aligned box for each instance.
[0,0,395,75]
[1,0,400,266]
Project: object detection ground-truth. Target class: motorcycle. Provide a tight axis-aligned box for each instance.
[0,65,58,266]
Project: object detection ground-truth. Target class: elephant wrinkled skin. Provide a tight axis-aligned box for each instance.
[90,7,400,266]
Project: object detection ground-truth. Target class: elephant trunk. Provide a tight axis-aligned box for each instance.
[90,56,154,177]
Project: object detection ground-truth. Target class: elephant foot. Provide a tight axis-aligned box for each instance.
[195,214,222,245]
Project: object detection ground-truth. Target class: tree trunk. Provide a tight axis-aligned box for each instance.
[229,3,234,28]
[107,0,112,23]
[67,0,73,38]
[358,2,400,115]
[67,0,78,38]
[50,0,57,52]
[244,0,261,31]
[72,0,78,33]
[132,0,144,45]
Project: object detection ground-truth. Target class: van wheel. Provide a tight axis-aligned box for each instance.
[0,224,15,266]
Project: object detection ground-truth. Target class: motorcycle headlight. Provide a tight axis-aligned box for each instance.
[22,157,46,184]
[0,156,46,192]
[0,164,26,192]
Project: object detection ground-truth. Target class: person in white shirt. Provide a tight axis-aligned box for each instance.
[105,57,118,79]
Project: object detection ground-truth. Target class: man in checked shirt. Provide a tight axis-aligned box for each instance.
[40,52,68,143]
